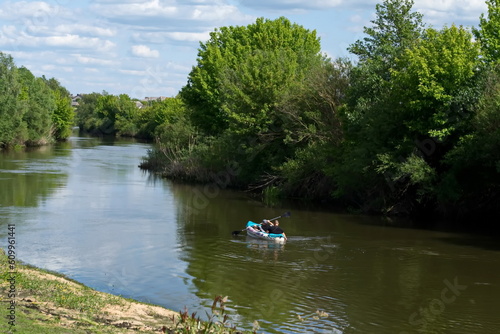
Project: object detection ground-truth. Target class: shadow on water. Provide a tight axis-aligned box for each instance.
[435,235,500,252]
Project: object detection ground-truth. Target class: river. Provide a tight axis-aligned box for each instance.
[0,136,499,333]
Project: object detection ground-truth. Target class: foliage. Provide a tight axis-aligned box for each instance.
[474,0,500,63]
[74,92,103,133]
[391,25,480,142]
[137,97,186,139]
[441,64,500,216]
[181,16,322,136]
[44,77,75,140]
[18,67,56,145]
[0,52,72,148]
[79,2,500,221]
[0,53,25,147]
[335,3,483,216]
[76,92,138,136]
[169,295,256,333]
[175,17,337,189]
[348,0,424,63]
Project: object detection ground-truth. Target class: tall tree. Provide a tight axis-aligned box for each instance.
[44,77,74,140]
[0,53,26,147]
[474,0,500,63]
[346,0,424,117]
[181,17,322,136]
[18,67,55,145]
[336,0,425,212]
[348,0,424,64]
[391,25,480,144]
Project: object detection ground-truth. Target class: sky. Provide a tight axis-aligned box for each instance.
[0,0,490,99]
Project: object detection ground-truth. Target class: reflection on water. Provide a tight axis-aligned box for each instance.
[0,137,500,333]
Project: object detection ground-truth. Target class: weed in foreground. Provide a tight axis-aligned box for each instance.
[165,295,257,334]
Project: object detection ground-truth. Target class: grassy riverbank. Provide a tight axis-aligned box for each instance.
[0,250,254,333]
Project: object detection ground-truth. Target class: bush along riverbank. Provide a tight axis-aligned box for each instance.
[0,250,256,333]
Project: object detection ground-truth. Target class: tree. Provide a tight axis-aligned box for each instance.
[44,77,74,140]
[374,25,480,213]
[0,52,26,147]
[75,92,103,134]
[440,63,500,219]
[474,0,500,63]
[114,94,139,137]
[275,58,351,198]
[137,97,186,139]
[181,17,322,136]
[336,0,426,212]
[348,0,424,64]
[18,67,56,145]
[391,25,480,142]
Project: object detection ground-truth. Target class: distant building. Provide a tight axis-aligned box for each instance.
[143,96,168,102]
[71,94,83,107]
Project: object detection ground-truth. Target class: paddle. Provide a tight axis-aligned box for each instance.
[232,211,291,236]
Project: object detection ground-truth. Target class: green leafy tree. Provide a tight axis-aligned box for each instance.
[391,25,480,143]
[0,52,26,147]
[178,17,324,184]
[181,17,322,136]
[137,97,185,139]
[441,64,500,217]
[474,0,500,63]
[336,0,425,211]
[18,67,56,145]
[348,0,424,64]
[346,0,424,127]
[114,94,139,137]
[371,25,480,213]
[75,92,103,134]
[276,58,351,198]
[44,77,74,140]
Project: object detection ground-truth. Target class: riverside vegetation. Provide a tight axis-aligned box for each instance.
[141,0,500,227]
[0,53,74,148]
[5,0,500,225]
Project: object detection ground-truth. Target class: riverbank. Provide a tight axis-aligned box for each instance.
[0,250,251,333]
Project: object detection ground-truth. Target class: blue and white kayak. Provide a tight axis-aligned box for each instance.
[245,221,286,242]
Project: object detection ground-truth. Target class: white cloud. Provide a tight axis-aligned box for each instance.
[237,0,342,11]
[414,0,487,25]
[131,45,160,58]
[41,64,55,71]
[0,1,70,19]
[91,0,178,18]
[119,69,147,76]
[0,25,116,52]
[73,54,117,66]
[91,0,252,25]
[53,24,117,37]
[132,31,210,44]
[45,35,116,51]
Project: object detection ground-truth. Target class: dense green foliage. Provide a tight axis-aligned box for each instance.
[74,2,500,222]
[0,52,73,148]
[75,92,139,137]
[75,93,187,140]
[474,0,500,63]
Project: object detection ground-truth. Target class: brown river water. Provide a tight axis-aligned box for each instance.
[0,136,499,333]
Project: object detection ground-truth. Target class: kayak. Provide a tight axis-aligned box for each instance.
[245,221,286,242]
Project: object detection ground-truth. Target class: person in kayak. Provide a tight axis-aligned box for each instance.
[266,220,287,240]
[260,219,273,232]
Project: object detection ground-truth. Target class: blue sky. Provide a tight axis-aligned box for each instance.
[0,0,489,99]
